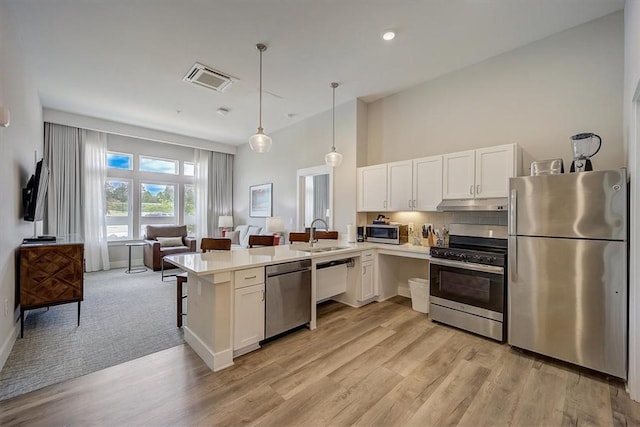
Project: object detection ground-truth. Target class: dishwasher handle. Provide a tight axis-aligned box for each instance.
[316,258,352,270]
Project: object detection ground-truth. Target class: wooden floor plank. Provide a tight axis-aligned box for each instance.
[2,297,640,427]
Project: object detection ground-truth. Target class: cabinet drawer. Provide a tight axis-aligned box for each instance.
[361,250,375,261]
[234,267,265,289]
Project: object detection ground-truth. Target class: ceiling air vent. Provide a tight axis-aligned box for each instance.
[183,62,236,93]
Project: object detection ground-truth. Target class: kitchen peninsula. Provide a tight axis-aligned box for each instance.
[165,241,432,372]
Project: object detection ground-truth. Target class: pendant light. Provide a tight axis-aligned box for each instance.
[325,82,343,167]
[249,43,272,153]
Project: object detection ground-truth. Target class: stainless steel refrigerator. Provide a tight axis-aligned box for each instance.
[508,168,628,378]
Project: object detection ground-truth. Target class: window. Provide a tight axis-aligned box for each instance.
[107,152,132,170]
[105,179,132,240]
[139,156,178,175]
[105,145,194,242]
[141,183,176,218]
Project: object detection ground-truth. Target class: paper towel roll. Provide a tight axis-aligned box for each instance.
[346,224,356,243]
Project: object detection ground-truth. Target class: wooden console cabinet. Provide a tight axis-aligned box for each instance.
[19,241,84,337]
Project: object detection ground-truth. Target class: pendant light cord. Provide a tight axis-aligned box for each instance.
[331,82,338,150]
[259,47,263,131]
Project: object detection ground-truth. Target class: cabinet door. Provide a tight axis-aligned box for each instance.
[413,155,443,211]
[442,150,476,199]
[475,144,515,199]
[234,283,265,351]
[357,164,388,211]
[387,160,413,211]
[360,261,375,301]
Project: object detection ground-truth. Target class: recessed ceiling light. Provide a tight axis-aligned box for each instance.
[382,31,396,41]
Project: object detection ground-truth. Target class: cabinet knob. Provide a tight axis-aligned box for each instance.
[476,184,481,194]
[469,185,474,195]
[409,199,412,208]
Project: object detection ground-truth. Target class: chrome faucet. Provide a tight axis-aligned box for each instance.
[309,218,329,246]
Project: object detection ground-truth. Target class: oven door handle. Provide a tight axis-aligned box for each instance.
[429,258,504,275]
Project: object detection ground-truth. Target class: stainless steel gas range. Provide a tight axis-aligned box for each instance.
[429,224,508,342]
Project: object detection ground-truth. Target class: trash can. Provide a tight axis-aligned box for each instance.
[408,278,429,313]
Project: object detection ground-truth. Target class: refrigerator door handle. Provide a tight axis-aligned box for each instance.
[509,236,517,282]
[509,189,517,235]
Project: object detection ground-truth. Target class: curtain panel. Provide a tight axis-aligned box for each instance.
[44,123,84,238]
[194,149,233,243]
[44,122,110,271]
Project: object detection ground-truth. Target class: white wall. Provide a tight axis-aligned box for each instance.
[367,12,624,171]
[624,0,640,403]
[0,1,44,370]
[233,100,357,235]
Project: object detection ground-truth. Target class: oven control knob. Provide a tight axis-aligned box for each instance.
[489,257,497,263]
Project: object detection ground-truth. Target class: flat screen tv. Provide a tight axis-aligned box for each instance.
[23,159,50,222]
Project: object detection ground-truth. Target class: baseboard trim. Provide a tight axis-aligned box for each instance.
[0,321,19,372]
[184,326,234,372]
[398,286,411,298]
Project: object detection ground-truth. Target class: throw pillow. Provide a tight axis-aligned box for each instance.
[156,237,184,247]
[227,230,240,245]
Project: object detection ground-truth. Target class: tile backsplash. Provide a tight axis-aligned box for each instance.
[364,210,508,230]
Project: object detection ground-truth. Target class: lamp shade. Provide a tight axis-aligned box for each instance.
[265,216,285,233]
[218,215,233,228]
[325,149,343,167]
[249,131,272,153]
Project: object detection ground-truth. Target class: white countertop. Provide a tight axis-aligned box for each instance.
[164,241,432,276]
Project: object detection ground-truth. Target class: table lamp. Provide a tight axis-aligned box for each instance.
[265,216,285,245]
[218,215,233,236]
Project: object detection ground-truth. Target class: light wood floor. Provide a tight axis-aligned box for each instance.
[1,297,640,426]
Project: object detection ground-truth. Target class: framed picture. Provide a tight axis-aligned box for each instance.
[249,183,272,217]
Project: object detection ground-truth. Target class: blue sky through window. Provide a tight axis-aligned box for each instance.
[107,153,132,169]
[142,183,167,196]
[140,156,177,174]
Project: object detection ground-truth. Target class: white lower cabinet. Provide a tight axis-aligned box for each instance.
[233,282,265,352]
[360,260,375,301]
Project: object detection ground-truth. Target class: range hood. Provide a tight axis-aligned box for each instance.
[436,198,509,212]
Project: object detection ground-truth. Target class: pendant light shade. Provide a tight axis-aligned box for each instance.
[325,82,342,167]
[249,43,272,153]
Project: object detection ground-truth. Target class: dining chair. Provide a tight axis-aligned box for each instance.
[315,230,339,240]
[248,234,276,248]
[201,237,232,252]
[289,232,310,244]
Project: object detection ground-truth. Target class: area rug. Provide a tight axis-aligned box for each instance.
[0,268,184,400]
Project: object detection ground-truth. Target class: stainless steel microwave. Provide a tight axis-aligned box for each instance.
[365,224,408,245]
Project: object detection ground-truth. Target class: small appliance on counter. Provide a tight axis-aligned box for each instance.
[569,132,601,172]
[356,226,365,242]
[365,224,408,245]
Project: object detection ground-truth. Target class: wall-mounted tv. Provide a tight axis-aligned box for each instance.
[23,159,50,222]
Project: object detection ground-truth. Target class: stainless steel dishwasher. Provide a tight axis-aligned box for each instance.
[264,259,312,339]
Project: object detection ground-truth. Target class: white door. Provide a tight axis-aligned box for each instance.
[234,283,265,350]
[357,164,388,211]
[360,261,375,301]
[387,160,413,211]
[475,144,515,199]
[413,155,443,211]
[442,150,476,199]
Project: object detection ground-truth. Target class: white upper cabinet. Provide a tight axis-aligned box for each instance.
[413,156,443,211]
[443,144,519,200]
[357,164,388,211]
[474,144,516,198]
[387,160,413,211]
[443,150,476,200]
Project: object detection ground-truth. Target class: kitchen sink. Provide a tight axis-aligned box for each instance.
[298,246,349,253]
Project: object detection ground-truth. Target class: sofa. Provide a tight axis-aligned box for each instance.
[226,225,263,248]
[143,225,197,271]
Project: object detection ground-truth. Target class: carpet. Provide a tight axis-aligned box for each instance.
[0,268,185,401]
